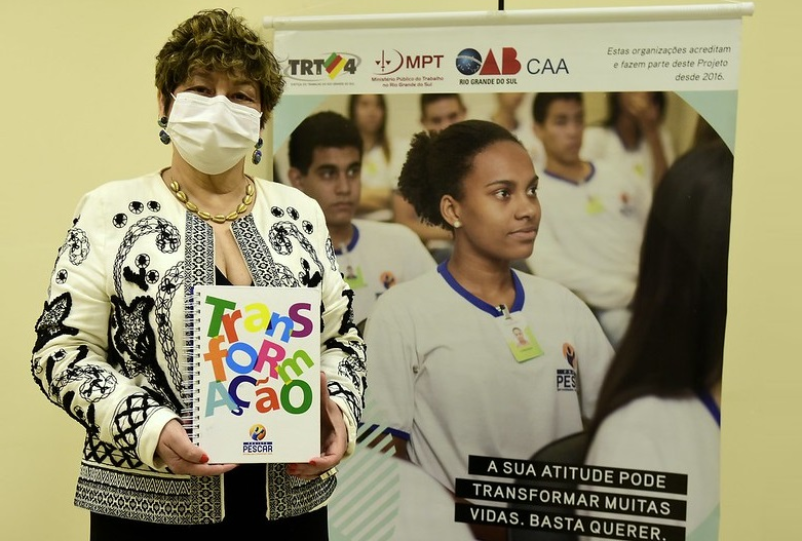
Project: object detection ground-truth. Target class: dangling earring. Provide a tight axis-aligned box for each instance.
[158,116,170,145]
[252,138,264,165]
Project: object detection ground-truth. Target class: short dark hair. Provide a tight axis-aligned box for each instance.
[604,92,667,127]
[420,93,465,116]
[288,111,363,174]
[398,119,522,230]
[588,142,733,442]
[155,9,284,128]
[532,92,583,124]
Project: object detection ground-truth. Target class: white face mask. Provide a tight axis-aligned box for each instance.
[166,92,262,175]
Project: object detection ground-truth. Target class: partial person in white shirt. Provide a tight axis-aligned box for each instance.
[490,92,546,173]
[287,111,435,327]
[526,92,650,347]
[582,141,732,540]
[581,92,675,192]
[348,94,406,222]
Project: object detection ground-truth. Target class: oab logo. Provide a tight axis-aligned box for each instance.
[456,47,521,76]
[284,52,360,81]
[456,47,570,81]
[250,424,267,441]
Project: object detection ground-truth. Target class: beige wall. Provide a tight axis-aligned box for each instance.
[1,1,795,539]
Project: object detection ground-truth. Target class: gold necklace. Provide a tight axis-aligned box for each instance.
[168,174,255,224]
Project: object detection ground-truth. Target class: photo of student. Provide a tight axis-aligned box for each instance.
[489,92,546,173]
[392,93,467,261]
[581,91,675,190]
[365,119,613,540]
[512,326,530,346]
[348,94,406,222]
[526,92,651,347]
[287,111,435,326]
[582,141,731,539]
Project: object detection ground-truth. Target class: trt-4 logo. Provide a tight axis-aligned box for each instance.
[374,49,445,76]
[284,52,360,81]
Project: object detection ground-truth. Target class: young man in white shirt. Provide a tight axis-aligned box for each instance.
[526,93,650,347]
[288,111,435,326]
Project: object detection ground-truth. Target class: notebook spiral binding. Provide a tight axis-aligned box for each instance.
[181,287,203,444]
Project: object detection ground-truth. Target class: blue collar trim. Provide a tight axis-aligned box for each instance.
[334,224,360,255]
[544,162,597,186]
[697,390,721,428]
[437,260,524,317]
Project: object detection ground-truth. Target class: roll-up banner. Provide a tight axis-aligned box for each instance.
[269,5,752,540]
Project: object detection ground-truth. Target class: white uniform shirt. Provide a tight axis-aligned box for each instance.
[581,124,675,193]
[583,394,721,539]
[358,139,408,221]
[335,219,435,326]
[365,263,613,491]
[527,162,650,310]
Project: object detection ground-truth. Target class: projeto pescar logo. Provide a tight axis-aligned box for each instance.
[456,47,522,76]
[243,424,273,454]
[250,424,267,441]
[283,52,360,81]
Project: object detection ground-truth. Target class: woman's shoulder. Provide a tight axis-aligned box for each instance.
[516,270,587,305]
[70,172,171,220]
[372,268,444,312]
[354,219,425,244]
[597,394,710,435]
[83,172,164,198]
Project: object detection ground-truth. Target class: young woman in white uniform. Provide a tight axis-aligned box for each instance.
[365,120,613,540]
[582,142,732,539]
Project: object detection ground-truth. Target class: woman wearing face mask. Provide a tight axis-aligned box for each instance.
[365,120,613,540]
[29,9,364,540]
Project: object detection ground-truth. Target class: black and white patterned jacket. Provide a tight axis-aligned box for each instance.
[31,172,366,524]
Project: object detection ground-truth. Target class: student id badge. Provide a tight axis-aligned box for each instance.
[343,265,367,290]
[494,305,544,362]
[586,195,605,215]
[338,245,367,290]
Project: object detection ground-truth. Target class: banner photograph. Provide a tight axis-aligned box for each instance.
[269,6,747,541]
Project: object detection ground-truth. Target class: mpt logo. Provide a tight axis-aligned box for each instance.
[456,47,521,76]
[375,49,444,75]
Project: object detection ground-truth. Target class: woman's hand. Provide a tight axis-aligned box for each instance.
[156,419,237,476]
[287,372,348,480]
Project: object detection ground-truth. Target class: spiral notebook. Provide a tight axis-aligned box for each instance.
[185,285,321,463]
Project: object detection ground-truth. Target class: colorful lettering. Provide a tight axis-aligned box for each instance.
[289,303,314,338]
[256,339,286,378]
[203,335,228,381]
[204,295,238,337]
[205,380,239,416]
[278,349,314,384]
[281,379,313,414]
[226,342,258,374]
